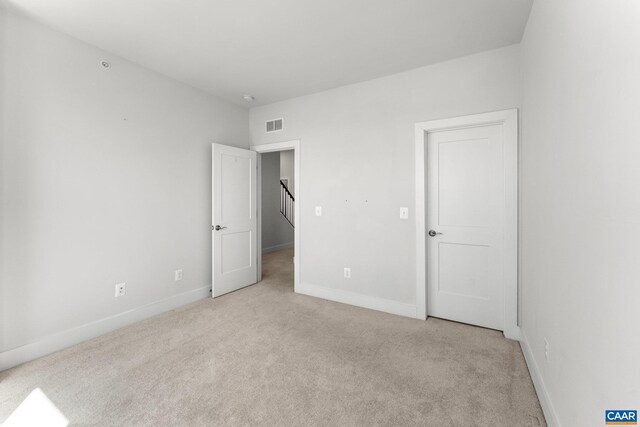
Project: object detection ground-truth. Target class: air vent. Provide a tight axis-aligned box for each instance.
[265,118,283,133]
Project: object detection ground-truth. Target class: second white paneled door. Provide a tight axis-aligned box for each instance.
[427,124,505,330]
[212,143,257,297]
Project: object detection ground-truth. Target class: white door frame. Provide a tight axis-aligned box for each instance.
[251,140,301,291]
[415,109,519,340]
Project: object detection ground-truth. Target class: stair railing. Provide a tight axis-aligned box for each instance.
[280,180,294,227]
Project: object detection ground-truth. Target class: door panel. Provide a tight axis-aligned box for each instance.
[438,242,490,300]
[427,125,505,330]
[212,143,257,297]
[221,231,253,274]
[438,138,493,227]
[220,153,252,221]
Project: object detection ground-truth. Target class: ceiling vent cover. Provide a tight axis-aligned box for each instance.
[265,118,283,133]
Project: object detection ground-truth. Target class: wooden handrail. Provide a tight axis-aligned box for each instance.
[280,180,294,201]
[280,180,294,227]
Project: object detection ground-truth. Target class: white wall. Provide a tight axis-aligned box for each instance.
[279,150,295,194]
[261,152,294,252]
[0,8,249,366]
[250,45,521,312]
[520,1,640,425]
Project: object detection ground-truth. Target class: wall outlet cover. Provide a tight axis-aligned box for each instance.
[115,283,126,297]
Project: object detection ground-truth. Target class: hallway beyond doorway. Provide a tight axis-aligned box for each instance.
[261,248,294,292]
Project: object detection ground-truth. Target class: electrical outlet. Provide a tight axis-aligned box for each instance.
[544,338,550,362]
[315,206,322,216]
[115,283,126,298]
[175,269,183,281]
[343,267,351,279]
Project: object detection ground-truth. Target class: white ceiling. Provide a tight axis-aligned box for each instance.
[3,0,533,107]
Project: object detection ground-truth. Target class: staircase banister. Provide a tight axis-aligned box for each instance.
[280,180,294,201]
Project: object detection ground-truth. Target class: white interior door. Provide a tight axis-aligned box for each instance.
[427,124,505,330]
[212,143,257,297]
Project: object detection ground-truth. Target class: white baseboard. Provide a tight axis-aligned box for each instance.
[503,325,521,341]
[297,282,417,318]
[0,286,211,372]
[520,332,561,427]
[262,242,294,254]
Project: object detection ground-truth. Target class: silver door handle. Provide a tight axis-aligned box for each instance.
[214,225,227,231]
[428,230,443,237]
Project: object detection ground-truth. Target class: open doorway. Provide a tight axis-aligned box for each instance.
[260,150,294,290]
[252,140,300,292]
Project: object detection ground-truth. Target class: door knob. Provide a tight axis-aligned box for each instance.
[428,230,442,237]
[214,225,227,231]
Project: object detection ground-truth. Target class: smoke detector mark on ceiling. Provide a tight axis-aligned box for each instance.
[266,118,283,133]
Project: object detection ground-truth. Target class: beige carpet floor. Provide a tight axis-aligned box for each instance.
[0,248,545,426]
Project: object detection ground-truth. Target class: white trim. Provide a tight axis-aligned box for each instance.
[0,286,211,371]
[415,109,520,340]
[256,153,263,282]
[262,242,294,254]
[297,282,417,318]
[251,140,301,292]
[415,125,427,320]
[520,333,560,427]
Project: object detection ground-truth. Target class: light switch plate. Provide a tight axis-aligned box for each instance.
[315,206,322,216]
[400,207,409,219]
